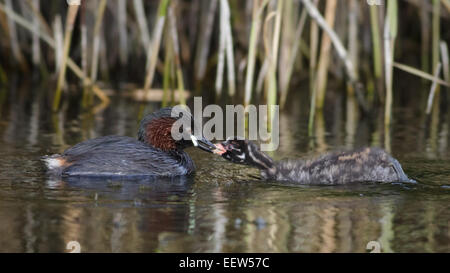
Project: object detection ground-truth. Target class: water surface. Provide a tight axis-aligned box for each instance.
[0,83,449,253]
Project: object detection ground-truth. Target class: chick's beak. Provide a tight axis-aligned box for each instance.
[212,143,227,155]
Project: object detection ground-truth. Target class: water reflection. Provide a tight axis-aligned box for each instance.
[0,82,449,252]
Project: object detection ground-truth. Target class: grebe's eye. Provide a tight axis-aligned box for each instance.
[225,143,237,151]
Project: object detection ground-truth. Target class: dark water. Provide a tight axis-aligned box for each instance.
[0,83,449,253]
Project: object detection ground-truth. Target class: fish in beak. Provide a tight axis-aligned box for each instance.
[190,135,226,154]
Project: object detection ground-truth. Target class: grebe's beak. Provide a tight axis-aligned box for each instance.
[190,135,219,153]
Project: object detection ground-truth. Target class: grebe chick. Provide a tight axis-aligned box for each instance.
[218,139,415,185]
[43,107,223,178]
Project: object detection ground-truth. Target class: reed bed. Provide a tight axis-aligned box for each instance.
[0,0,449,134]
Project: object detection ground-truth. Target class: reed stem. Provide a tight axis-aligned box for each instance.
[314,0,336,109]
[133,0,151,50]
[89,0,107,84]
[216,0,227,97]
[370,4,382,79]
[118,0,128,65]
[309,0,319,93]
[143,0,170,94]
[420,2,430,75]
[80,2,88,106]
[223,0,236,96]
[393,62,449,87]
[53,2,80,111]
[194,0,218,81]
[265,0,283,124]
[384,0,398,128]
[432,0,441,70]
[215,0,236,97]
[244,0,269,107]
[280,7,307,108]
[53,15,63,74]
[168,5,186,105]
[440,41,450,84]
[4,0,27,71]
[348,0,359,82]
[31,0,40,66]
[163,34,173,107]
[426,62,442,115]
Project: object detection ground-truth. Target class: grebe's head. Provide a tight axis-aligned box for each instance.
[137,107,217,153]
[218,138,274,170]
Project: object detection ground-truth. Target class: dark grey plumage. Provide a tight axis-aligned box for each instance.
[221,139,414,185]
[54,136,194,177]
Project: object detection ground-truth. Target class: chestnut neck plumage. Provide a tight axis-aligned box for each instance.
[142,117,178,151]
[137,107,185,152]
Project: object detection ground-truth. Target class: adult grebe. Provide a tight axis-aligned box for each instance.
[218,139,415,185]
[43,107,224,177]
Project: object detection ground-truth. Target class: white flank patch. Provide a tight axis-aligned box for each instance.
[44,158,62,169]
